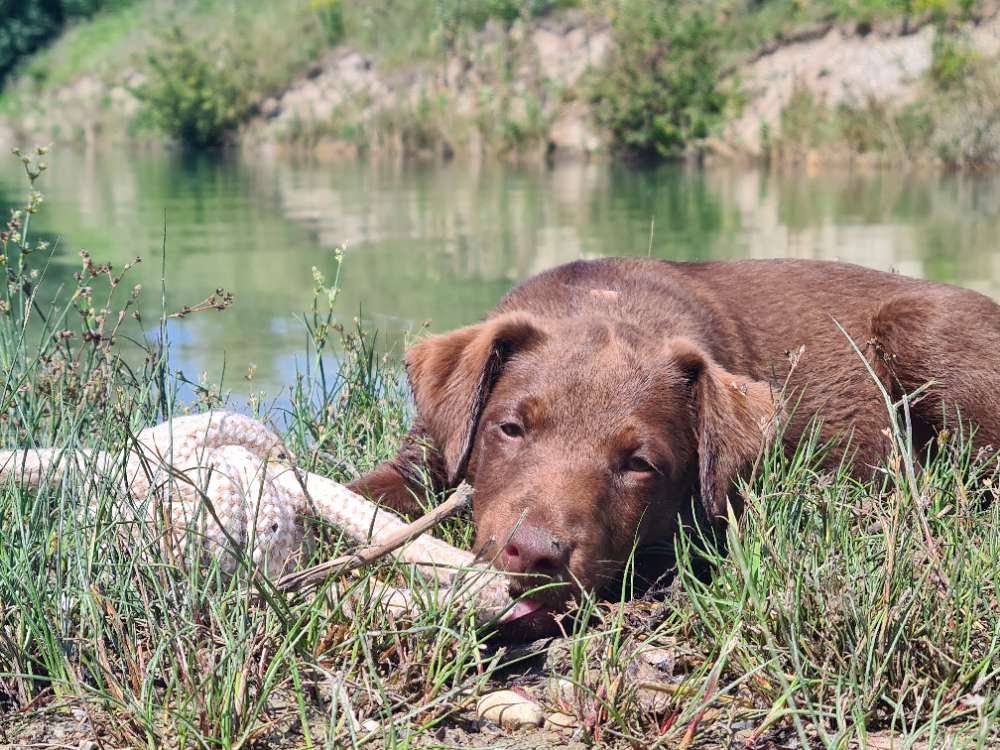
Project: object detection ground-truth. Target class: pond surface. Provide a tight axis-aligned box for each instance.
[3,149,1000,401]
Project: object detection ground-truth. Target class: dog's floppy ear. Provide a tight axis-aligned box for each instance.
[668,338,778,525]
[405,313,546,484]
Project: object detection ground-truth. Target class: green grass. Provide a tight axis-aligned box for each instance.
[0,0,344,138]
[2,150,999,748]
[14,1,152,93]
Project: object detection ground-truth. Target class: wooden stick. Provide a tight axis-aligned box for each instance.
[277,482,474,591]
[638,682,754,708]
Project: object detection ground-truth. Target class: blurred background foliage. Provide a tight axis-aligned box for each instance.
[0,0,991,155]
[0,0,137,82]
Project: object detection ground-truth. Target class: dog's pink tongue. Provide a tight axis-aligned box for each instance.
[500,598,544,623]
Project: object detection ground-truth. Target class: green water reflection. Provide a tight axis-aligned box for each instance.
[2,149,999,398]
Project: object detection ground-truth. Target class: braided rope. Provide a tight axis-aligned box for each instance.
[0,411,509,622]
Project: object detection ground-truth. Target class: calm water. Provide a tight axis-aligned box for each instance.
[3,149,1000,399]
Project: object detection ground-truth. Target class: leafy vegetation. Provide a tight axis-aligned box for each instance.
[136,25,252,148]
[1,0,999,156]
[310,0,346,45]
[435,0,579,38]
[0,0,137,83]
[0,0,360,147]
[588,0,988,162]
[592,1,733,160]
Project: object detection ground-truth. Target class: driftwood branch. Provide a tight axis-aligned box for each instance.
[278,482,474,591]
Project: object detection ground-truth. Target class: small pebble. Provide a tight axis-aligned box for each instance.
[547,676,577,704]
[361,719,381,733]
[545,711,579,730]
[638,646,676,671]
[476,690,545,729]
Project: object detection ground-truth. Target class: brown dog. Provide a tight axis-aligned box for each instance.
[349,258,1000,627]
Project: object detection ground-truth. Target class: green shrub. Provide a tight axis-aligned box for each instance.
[437,0,522,28]
[436,0,574,29]
[434,0,578,46]
[930,30,978,89]
[590,0,732,160]
[310,0,346,44]
[136,25,253,149]
[828,0,974,22]
[0,3,61,84]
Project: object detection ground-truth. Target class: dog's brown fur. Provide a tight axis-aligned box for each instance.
[349,258,1000,611]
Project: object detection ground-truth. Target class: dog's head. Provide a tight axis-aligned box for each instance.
[406,311,777,628]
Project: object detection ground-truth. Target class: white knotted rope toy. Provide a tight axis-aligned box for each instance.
[0,410,510,623]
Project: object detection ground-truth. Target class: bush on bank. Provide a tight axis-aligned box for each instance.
[591,0,733,160]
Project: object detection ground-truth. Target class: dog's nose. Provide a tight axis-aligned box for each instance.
[499,524,570,577]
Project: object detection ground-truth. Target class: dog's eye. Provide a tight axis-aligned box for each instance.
[623,456,656,474]
[499,421,525,439]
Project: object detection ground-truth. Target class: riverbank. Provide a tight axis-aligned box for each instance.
[3,1,1000,166]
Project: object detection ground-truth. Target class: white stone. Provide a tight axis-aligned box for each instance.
[545,711,578,730]
[476,690,545,729]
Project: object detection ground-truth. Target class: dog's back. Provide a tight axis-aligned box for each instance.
[496,257,1000,474]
